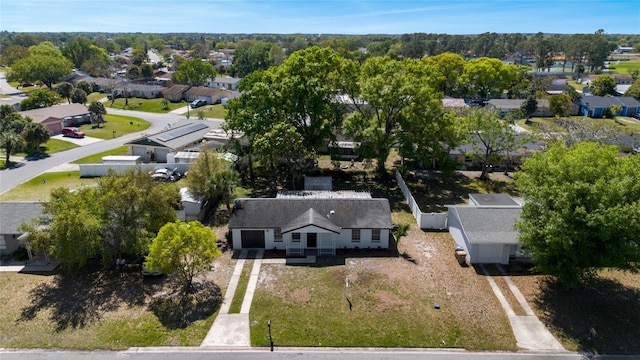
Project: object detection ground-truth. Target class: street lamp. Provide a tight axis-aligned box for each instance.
[267,319,274,351]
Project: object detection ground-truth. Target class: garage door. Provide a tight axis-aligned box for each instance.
[241,230,265,248]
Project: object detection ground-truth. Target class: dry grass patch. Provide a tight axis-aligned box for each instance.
[249,228,516,350]
[510,269,640,354]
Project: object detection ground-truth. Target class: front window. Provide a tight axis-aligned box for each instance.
[351,229,360,242]
[274,228,282,242]
[292,232,300,242]
[372,229,381,242]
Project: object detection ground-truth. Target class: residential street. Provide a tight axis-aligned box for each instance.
[0,108,225,194]
[3,348,635,360]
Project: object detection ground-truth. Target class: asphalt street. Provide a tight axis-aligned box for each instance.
[0,107,224,194]
[3,348,636,360]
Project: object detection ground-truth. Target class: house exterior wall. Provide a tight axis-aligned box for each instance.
[0,234,21,255]
[231,227,390,251]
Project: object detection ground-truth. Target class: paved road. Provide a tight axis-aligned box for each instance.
[0,109,224,194]
[3,348,634,360]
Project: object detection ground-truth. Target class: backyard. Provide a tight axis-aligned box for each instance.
[104,98,184,113]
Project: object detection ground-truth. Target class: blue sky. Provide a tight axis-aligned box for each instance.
[1,0,639,34]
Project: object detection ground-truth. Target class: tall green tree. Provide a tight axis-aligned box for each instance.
[173,58,216,86]
[20,169,180,270]
[462,108,524,180]
[21,121,50,153]
[520,96,538,119]
[145,220,220,290]
[19,88,61,110]
[230,40,274,77]
[343,56,445,176]
[186,148,236,215]
[589,75,617,96]
[515,142,640,285]
[422,52,466,97]
[458,57,511,100]
[549,93,573,117]
[88,101,107,127]
[71,88,87,104]
[7,42,73,89]
[56,82,74,104]
[625,77,640,99]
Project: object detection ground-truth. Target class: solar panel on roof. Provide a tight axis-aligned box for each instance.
[156,123,209,142]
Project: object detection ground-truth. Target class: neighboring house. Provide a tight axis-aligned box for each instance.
[0,202,44,256]
[126,120,217,163]
[20,103,91,134]
[228,193,393,256]
[114,83,166,99]
[449,134,545,171]
[579,96,640,118]
[178,187,202,222]
[163,85,191,102]
[486,99,551,117]
[206,76,241,91]
[545,79,568,95]
[447,194,524,265]
[184,86,239,105]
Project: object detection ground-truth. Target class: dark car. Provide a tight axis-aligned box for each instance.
[61,127,85,138]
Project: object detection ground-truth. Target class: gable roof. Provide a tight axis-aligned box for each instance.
[127,120,216,150]
[451,206,521,245]
[164,84,191,96]
[487,99,550,110]
[20,103,89,123]
[185,86,221,98]
[212,76,241,85]
[0,202,44,234]
[281,208,341,234]
[228,198,393,230]
[580,96,640,109]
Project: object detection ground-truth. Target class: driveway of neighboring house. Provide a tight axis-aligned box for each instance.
[51,134,104,146]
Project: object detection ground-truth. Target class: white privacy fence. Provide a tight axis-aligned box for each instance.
[395,170,448,230]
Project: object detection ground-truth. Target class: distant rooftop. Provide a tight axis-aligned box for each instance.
[277,190,372,199]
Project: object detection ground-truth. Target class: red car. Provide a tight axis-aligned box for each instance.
[61,127,85,138]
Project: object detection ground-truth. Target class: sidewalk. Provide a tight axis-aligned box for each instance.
[169,106,189,115]
[200,249,264,347]
[480,264,565,351]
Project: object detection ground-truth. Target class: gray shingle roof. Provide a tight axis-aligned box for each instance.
[580,96,640,109]
[229,198,393,230]
[453,207,521,245]
[281,208,341,234]
[0,202,44,234]
[20,104,89,123]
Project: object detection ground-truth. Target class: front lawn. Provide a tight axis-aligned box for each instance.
[78,114,150,139]
[606,58,640,75]
[104,97,184,113]
[0,171,97,202]
[71,146,128,164]
[87,92,106,103]
[184,104,228,119]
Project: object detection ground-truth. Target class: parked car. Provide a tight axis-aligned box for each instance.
[107,93,121,100]
[150,167,182,182]
[61,127,85,138]
[190,99,207,108]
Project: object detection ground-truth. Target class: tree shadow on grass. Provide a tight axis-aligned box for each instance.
[534,276,640,355]
[18,265,164,332]
[148,280,222,330]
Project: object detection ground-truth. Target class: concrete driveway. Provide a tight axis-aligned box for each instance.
[51,134,104,146]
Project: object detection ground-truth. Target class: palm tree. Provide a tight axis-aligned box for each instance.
[205,170,238,213]
[88,101,107,128]
[56,82,74,104]
[0,131,26,164]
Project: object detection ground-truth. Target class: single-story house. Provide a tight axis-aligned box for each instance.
[163,84,191,102]
[442,98,470,112]
[0,202,44,256]
[20,103,91,134]
[114,83,166,99]
[487,99,551,117]
[206,77,241,91]
[447,194,524,264]
[449,134,545,171]
[579,95,640,118]
[126,120,218,163]
[228,194,393,256]
[184,86,219,105]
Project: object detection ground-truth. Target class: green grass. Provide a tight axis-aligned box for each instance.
[517,116,640,135]
[38,138,80,154]
[0,171,97,202]
[185,104,228,119]
[78,114,150,139]
[104,97,184,113]
[606,58,640,75]
[8,81,40,93]
[228,259,252,314]
[87,92,106,103]
[71,146,129,164]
